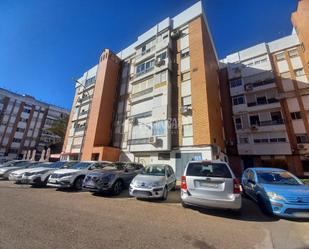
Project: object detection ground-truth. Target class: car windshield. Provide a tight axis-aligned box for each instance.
[71,162,91,169]
[2,161,29,167]
[142,165,165,176]
[257,171,302,185]
[103,164,124,171]
[48,161,75,169]
[186,162,232,178]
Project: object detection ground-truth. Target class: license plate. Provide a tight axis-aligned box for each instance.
[21,179,28,183]
[200,182,218,188]
[294,212,309,218]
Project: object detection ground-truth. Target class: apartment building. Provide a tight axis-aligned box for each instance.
[0,88,69,160]
[62,2,226,177]
[221,33,309,176]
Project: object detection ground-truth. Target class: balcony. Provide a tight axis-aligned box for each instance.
[238,143,292,155]
[131,67,155,83]
[246,98,280,112]
[135,46,156,63]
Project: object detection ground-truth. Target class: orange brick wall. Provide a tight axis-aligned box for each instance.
[189,16,225,149]
[292,0,309,68]
[81,49,121,160]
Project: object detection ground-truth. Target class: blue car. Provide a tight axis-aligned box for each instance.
[242,168,309,218]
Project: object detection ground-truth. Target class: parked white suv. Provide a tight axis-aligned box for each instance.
[181,160,242,211]
[47,161,111,190]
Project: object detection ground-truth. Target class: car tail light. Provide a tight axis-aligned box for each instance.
[181,176,187,190]
[233,178,242,194]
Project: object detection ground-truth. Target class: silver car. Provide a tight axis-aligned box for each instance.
[181,160,242,211]
[47,161,111,190]
[0,161,38,180]
[129,164,176,200]
[21,161,78,187]
[8,162,46,183]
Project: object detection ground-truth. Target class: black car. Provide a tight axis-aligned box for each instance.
[83,162,144,195]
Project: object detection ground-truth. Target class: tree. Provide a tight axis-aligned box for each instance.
[47,116,69,139]
[46,116,69,153]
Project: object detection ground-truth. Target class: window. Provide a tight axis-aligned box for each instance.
[182,96,192,106]
[288,49,299,58]
[12,138,22,143]
[256,96,267,105]
[16,128,25,133]
[23,108,31,114]
[294,68,305,77]
[250,115,260,126]
[232,95,245,105]
[275,52,285,61]
[19,117,28,123]
[186,162,232,178]
[230,78,242,88]
[85,76,96,87]
[136,59,155,76]
[180,48,190,59]
[235,117,242,130]
[270,137,287,143]
[156,51,167,61]
[152,121,166,136]
[158,153,170,160]
[271,111,283,124]
[254,138,269,143]
[182,124,193,137]
[291,111,302,120]
[239,137,249,144]
[296,134,308,144]
[181,71,190,81]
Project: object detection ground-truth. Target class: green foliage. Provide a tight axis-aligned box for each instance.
[47,116,69,139]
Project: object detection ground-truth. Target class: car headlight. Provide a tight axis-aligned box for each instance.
[267,192,286,201]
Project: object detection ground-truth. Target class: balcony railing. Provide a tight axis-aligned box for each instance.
[247,98,279,107]
[136,46,155,59]
[259,119,284,126]
[135,67,154,78]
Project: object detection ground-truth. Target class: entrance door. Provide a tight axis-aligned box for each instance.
[175,152,202,180]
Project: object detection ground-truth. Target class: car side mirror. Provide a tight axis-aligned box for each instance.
[248,179,256,185]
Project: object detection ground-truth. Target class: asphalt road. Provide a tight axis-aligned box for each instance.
[0,181,308,249]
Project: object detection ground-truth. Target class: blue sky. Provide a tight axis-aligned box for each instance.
[0,0,297,110]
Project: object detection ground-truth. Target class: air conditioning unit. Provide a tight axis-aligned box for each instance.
[149,136,158,144]
[171,30,181,39]
[155,58,165,67]
[180,106,192,114]
[245,84,253,91]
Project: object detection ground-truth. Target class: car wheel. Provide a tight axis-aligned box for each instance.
[257,195,272,216]
[160,186,168,201]
[73,176,84,191]
[181,201,189,208]
[41,176,50,187]
[112,180,123,195]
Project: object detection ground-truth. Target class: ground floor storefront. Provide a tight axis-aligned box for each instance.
[120,145,227,179]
